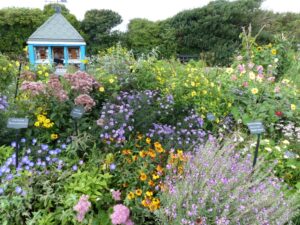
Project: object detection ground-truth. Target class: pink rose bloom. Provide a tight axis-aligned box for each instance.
[110,204,130,225]
[112,190,122,201]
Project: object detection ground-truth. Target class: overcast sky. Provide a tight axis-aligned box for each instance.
[0,0,299,31]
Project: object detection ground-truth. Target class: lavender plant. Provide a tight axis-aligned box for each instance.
[157,140,299,225]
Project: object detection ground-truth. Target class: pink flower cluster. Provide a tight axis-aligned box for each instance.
[73,195,91,222]
[64,71,99,94]
[48,76,69,101]
[110,204,134,225]
[20,81,46,96]
[112,189,121,201]
[74,94,96,111]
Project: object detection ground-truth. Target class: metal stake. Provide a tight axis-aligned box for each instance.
[252,134,261,168]
[15,130,20,168]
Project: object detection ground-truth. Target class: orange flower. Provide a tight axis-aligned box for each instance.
[156,165,164,173]
[140,172,147,181]
[142,199,150,207]
[148,149,156,158]
[154,142,162,149]
[132,155,138,161]
[122,149,132,155]
[148,180,155,187]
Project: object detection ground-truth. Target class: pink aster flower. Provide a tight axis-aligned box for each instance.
[112,190,122,201]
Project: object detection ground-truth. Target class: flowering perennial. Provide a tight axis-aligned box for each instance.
[73,195,91,222]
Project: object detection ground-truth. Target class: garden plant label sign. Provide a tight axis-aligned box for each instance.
[207,113,215,121]
[55,67,67,76]
[7,118,29,129]
[71,106,85,119]
[247,121,265,134]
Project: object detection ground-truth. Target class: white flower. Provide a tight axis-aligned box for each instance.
[265,147,272,152]
[282,140,290,145]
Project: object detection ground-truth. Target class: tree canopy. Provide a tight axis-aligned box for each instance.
[81,9,122,54]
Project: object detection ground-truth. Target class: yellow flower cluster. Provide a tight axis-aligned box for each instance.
[34,114,54,128]
[120,136,186,213]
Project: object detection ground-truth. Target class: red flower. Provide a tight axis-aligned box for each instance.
[275,111,283,117]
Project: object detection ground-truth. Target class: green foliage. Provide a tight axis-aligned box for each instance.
[0,145,14,165]
[126,19,176,58]
[0,54,18,92]
[259,138,300,190]
[65,168,112,202]
[81,9,122,54]
[168,0,263,65]
[0,8,45,55]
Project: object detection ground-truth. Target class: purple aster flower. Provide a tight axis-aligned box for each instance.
[11,141,16,148]
[41,144,49,151]
[15,186,22,194]
[0,188,4,195]
[110,163,116,171]
[32,138,37,145]
[72,165,78,171]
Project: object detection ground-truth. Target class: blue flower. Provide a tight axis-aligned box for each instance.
[110,163,116,171]
[15,186,22,194]
[72,165,78,171]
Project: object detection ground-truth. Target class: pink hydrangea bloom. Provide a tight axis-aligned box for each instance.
[110,204,130,225]
[73,195,91,222]
[74,94,96,111]
[112,190,122,201]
